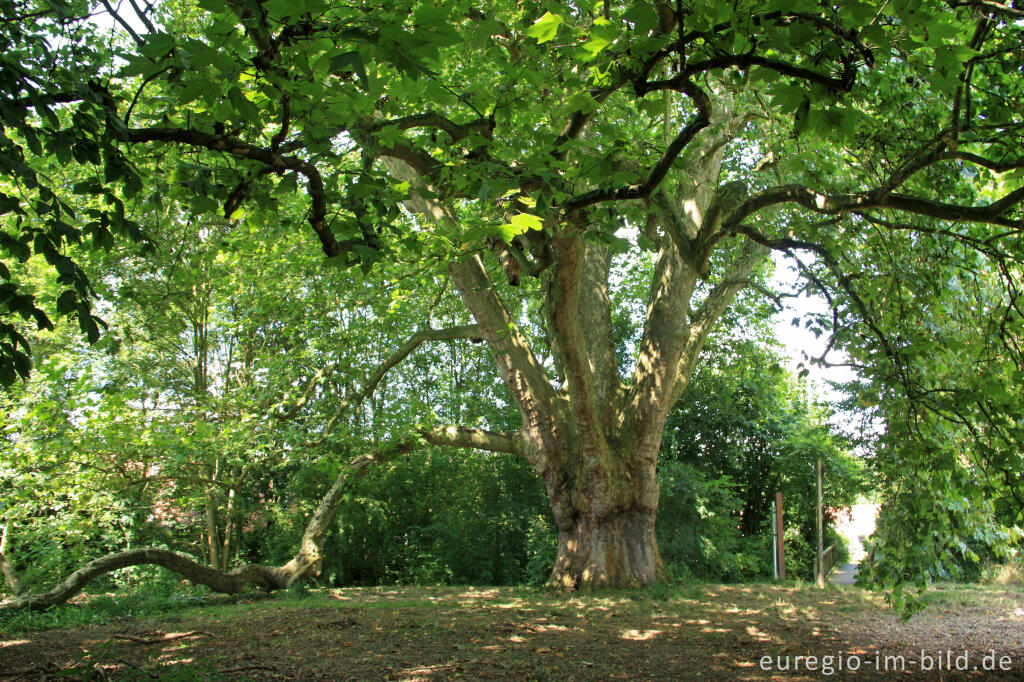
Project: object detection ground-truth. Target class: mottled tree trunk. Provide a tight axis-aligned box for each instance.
[548,500,665,588]
[204,491,220,569]
[379,98,765,589]
[537,429,668,588]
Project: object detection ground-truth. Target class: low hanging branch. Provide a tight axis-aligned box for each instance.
[290,324,484,446]
[0,319,522,611]
[1,449,392,611]
[0,426,524,611]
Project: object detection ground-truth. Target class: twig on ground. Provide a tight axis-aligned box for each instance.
[111,629,216,644]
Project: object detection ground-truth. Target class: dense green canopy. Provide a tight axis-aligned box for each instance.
[1,0,1022,605]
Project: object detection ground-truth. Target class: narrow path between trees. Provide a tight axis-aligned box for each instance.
[830,563,860,586]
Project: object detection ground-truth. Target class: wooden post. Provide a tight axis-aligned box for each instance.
[770,498,778,579]
[816,458,825,588]
[775,492,785,581]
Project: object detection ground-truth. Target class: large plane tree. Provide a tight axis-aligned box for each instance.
[1,0,1022,602]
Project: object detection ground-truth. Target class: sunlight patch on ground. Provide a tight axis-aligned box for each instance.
[0,638,30,646]
[5,584,1024,679]
[745,625,774,642]
[620,628,663,641]
[456,587,501,601]
[392,663,455,680]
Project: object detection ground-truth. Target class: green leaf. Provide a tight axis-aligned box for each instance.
[0,361,14,387]
[495,213,543,241]
[581,19,618,60]
[526,12,564,44]
[330,51,369,90]
[56,290,78,315]
[0,193,21,214]
[623,3,658,32]
[565,91,600,114]
[137,33,177,60]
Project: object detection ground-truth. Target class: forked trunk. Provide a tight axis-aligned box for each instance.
[386,99,762,591]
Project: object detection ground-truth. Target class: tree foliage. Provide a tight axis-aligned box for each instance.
[1,0,1023,601]
[661,335,863,580]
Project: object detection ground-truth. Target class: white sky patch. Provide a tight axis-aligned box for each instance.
[770,252,859,408]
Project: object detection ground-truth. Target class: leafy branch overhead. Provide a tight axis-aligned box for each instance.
[2,0,1021,384]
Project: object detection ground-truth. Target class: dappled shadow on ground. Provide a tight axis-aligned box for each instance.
[2,584,1023,680]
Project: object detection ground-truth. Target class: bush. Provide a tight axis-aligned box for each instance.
[523,513,557,585]
[323,448,553,586]
[980,558,1024,586]
[658,461,760,582]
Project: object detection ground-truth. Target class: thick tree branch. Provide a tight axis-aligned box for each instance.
[121,126,350,257]
[380,152,560,469]
[547,233,610,454]
[639,53,858,96]
[949,0,1024,18]
[364,112,494,143]
[361,325,483,403]
[673,240,769,403]
[551,84,624,161]
[448,256,558,411]
[301,324,483,444]
[577,240,621,419]
[716,183,1024,239]
[563,81,712,210]
[370,139,445,180]
[939,150,1024,173]
[634,9,872,90]
[126,0,157,34]
[423,425,522,455]
[9,91,82,109]
[98,0,147,47]
[269,96,291,152]
[626,243,697,446]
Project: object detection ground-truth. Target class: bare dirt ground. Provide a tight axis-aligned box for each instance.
[2,583,1023,680]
